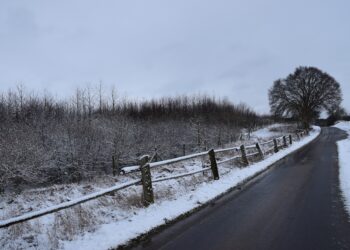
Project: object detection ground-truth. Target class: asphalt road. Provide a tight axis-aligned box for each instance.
[132,127,350,250]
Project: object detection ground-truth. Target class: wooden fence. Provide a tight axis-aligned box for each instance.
[0,130,309,228]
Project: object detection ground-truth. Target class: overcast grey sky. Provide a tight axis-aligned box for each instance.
[0,0,349,113]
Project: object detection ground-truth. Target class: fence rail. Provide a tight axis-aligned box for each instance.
[260,139,274,146]
[0,129,309,228]
[152,167,212,183]
[0,180,140,228]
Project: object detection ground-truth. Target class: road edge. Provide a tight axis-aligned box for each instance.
[116,128,322,250]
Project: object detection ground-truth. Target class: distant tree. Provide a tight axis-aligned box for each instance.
[269,66,342,128]
[327,106,347,126]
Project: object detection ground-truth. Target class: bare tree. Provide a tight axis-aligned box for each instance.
[0,85,272,191]
[269,66,342,128]
[98,81,104,114]
[110,85,117,113]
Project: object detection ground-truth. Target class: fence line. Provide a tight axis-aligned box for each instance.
[260,139,274,146]
[0,129,309,228]
[245,144,258,150]
[152,167,211,183]
[246,152,261,157]
[0,180,140,228]
[215,146,240,153]
[149,151,208,168]
[217,155,241,165]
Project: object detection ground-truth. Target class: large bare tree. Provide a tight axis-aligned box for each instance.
[269,66,342,128]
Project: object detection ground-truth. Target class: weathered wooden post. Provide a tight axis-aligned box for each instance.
[283,136,288,147]
[256,143,264,159]
[289,134,293,145]
[112,155,120,176]
[139,155,154,206]
[183,144,186,156]
[240,145,249,166]
[112,155,116,176]
[273,139,279,153]
[154,147,158,162]
[208,149,219,180]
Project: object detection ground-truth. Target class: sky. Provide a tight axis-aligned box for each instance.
[0,0,349,114]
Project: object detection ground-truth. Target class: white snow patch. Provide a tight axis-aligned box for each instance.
[334,121,350,217]
[251,123,293,139]
[63,126,321,250]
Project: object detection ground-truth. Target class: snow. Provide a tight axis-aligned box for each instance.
[333,121,350,217]
[251,123,289,139]
[333,121,350,132]
[152,167,211,183]
[0,123,316,250]
[0,180,140,228]
[62,126,321,250]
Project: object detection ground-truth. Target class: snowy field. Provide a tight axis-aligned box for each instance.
[250,123,297,139]
[0,123,318,250]
[334,121,350,218]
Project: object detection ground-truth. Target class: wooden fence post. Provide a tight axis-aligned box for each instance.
[283,136,288,147]
[139,155,154,206]
[240,145,249,166]
[112,155,121,176]
[208,149,219,180]
[256,143,264,159]
[273,139,279,153]
[154,147,158,162]
[112,155,117,176]
[289,134,293,145]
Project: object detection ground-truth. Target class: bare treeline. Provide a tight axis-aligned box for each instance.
[0,85,270,192]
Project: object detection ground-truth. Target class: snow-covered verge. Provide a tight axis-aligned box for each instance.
[62,126,320,250]
[250,123,297,140]
[333,121,350,217]
[0,124,316,250]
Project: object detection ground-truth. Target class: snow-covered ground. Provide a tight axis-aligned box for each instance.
[251,123,295,139]
[64,126,320,250]
[0,123,317,250]
[333,121,350,218]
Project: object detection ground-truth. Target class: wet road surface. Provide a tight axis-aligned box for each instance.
[132,127,350,250]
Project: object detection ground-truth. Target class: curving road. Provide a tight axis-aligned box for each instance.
[132,127,350,250]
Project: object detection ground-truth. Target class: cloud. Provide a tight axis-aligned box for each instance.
[0,0,349,113]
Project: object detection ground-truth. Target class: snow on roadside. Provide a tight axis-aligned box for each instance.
[63,126,321,250]
[251,123,294,140]
[334,121,350,217]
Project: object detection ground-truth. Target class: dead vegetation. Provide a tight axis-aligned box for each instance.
[0,85,272,192]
